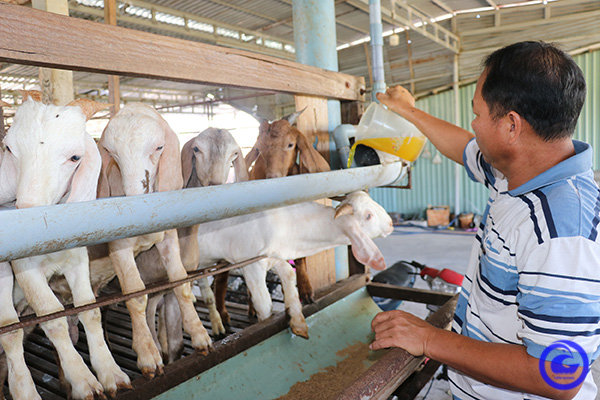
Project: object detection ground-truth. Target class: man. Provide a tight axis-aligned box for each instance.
[370,41,600,400]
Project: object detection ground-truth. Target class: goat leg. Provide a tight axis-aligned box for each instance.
[62,250,132,397]
[213,271,231,327]
[155,230,212,353]
[109,243,164,379]
[12,258,104,400]
[272,259,309,339]
[294,257,315,304]
[0,262,39,400]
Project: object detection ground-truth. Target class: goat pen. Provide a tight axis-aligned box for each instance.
[0,4,455,399]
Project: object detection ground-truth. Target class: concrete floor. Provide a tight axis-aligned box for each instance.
[372,225,600,400]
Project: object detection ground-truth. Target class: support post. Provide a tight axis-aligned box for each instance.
[104,0,121,115]
[292,0,344,285]
[32,0,74,106]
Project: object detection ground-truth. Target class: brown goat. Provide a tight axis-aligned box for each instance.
[213,110,330,325]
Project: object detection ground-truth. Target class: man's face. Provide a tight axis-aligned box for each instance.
[471,73,507,169]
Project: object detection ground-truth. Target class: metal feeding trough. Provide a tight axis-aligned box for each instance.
[118,275,456,400]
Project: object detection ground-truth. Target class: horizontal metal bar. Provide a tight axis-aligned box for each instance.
[0,163,406,262]
[0,256,266,336]
[366,282,454,306]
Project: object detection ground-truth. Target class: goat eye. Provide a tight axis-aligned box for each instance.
[70,155,81,162]
[287,143,294,149]
[193,146,200,152]
[156,146,164,151]
[366,213,373,221]
[5,145,11,153]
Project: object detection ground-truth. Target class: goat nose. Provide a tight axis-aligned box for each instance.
[266,172,282,179]
[15,202,33,209]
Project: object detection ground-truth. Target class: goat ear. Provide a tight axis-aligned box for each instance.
[180,138,196,188]
[296,129,330,174]
[233,146,249,182]
[0,151,17,204]
[157,122,183,192]
[66,98,111,121]
[0,100,9,107]
[19,90,42,103]
[343,218,387,271]
[334,203,354,218]
[244,144,260,171]
[65,134,101,203]
[96,135,115,198]
[282,107,307,126]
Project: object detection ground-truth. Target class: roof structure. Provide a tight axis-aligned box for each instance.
[1,0,599,116]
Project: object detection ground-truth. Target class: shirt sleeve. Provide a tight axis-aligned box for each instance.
[516,236,600,362]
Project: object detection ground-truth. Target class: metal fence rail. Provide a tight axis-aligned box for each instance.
[0,162,406,262]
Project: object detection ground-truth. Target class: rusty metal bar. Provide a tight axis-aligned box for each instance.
[366,282,454,306]
[0,256,266,336]
[335,293,458,399]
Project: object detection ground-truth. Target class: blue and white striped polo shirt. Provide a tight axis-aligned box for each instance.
[449,139,600,400]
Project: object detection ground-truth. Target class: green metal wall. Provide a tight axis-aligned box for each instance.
[371,50,600,219]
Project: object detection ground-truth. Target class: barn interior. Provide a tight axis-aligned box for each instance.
[1,0,600,399]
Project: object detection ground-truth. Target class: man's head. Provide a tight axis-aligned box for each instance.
[481,41,586,141]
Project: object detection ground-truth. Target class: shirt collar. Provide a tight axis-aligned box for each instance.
[508,140,593,196]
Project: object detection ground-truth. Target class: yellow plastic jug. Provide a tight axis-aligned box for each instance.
[348,103,427,167]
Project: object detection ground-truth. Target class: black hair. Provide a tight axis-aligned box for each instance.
[481,41,586,141]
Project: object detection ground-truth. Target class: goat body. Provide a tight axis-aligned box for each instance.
[240,111,331,312]
[195,191,393,338]
[135,128,247,363]
[96,103,212,378]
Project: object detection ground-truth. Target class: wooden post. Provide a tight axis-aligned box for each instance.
[32,0,74,106]
[294,94,336,291]
[104,0,120,115]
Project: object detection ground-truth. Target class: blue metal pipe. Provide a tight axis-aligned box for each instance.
[333,124,356,168]
[0,163,406,262]
[369,0,386,102]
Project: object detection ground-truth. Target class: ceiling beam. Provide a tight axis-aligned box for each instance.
[69,0,296,60]
[431,0,454,15]
[345,0,459,53]
[460,7,600,36]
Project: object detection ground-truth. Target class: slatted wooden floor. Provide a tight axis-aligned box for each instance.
[2,296,281,400]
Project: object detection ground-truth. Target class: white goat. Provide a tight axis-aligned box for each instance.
[196,191,392,338]
[150,191,392,353]
[135,127,248,363]
[95,103,212,378]
[0,93,131,399]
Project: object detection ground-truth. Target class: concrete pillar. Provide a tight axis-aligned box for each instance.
[292,0,348,281]
[292,0,342,169]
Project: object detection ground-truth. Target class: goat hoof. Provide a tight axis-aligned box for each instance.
[196,346,210,356]
[300,293,316,304]
[140,364,163,380]
[291,326,309,340]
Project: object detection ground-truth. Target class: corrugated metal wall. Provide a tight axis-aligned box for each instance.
[371,50,600,219]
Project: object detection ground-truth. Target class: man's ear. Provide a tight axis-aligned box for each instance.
[506,111,523,145]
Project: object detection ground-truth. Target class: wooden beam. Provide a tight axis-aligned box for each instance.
[0,3,365,101]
